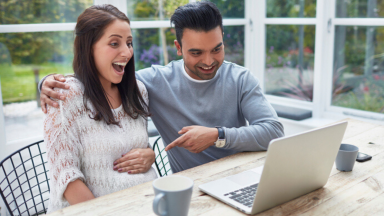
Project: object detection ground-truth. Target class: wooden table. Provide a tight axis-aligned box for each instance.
[48,119,384,216]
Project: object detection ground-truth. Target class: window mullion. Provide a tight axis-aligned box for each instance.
[251,0,266,90]
[0,23,76,33]
[244,0,251,70]
[312,0,330,118]
[334,18,384,26]
[324,0,337,114]
[264,18,317,25]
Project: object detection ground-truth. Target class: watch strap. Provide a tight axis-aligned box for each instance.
[215,126,225,139]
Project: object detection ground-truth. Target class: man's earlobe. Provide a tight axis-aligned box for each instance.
[174,40,182,56]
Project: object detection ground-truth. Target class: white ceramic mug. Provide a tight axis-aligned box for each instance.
[335,143,359,171]
[152,175,194,216]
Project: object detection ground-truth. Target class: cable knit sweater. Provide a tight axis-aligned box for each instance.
[44,77,157,213]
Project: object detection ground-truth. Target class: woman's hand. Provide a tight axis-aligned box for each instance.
[113,148,155,174]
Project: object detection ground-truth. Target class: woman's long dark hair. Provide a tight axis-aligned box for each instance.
[73,4,150,125]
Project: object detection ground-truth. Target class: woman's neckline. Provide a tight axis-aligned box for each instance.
[112,104,123,112]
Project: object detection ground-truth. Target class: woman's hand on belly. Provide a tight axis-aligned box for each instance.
[113,148,155,174]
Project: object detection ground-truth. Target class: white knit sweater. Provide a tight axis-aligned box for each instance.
[44,77,157,213]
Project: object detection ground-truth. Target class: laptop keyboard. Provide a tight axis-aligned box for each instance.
[224,183,259,207]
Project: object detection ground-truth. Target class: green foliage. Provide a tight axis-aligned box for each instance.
[223,26,244,66]
[267,0,316,18]
[128,0,188,20]
[0,0,91,65]
[163,0,189,18]
[0,31,75,65]
[333,76,384,113]
[0,63,73,103]
[339,26,384,76]
[208,0,244,18]
[0,0,93,24]
[266,25,315,68]
[336,0,384,18]
[134,1,157,19]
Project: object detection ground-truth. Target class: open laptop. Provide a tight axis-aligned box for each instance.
[199,121,348,215]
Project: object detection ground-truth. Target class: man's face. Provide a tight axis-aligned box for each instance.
[175,26,225,80]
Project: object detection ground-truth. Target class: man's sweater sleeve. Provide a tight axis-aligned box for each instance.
[38,75,50,93]
[223,72,284,151]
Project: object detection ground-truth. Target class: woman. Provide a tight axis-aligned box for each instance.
[44,5,157,213]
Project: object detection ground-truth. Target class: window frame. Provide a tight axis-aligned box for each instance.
[324,0,384,122]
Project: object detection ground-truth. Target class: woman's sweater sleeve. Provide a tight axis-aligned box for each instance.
[44,80,85,204]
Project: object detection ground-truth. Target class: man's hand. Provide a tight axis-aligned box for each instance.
[165,126,218,153]
[41,74,69,113]
[113,148,155,174]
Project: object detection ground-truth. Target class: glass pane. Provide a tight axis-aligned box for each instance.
[133,28,182,70]
[265,25,316,101]
[267,0,317,18]
[0,32,74,142]
[223,26,244,66]
[332,26,384,113]
[336,0,384,18]
[209,0,245,18]
[133,26,244,71]
[0,0,93,24]
[126,0,188,21]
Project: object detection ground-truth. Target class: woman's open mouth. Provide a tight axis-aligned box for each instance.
[112,62,126,75]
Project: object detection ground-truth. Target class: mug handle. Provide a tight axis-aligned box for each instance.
[153,193,167,216]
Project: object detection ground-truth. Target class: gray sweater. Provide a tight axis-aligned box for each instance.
[136,60,284,173]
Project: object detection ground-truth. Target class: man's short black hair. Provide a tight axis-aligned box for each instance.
[170,1,223,48]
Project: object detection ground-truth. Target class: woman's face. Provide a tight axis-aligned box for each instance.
[93,19,133,88]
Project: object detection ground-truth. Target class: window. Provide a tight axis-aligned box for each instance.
[265,25,316,101]
[332,1,384,114]
[0,0,92,144]
[254,0,384,122]
[133,28,182,70]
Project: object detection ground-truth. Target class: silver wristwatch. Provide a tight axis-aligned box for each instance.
[214,126,226,148]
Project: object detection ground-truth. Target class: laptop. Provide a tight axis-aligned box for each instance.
[199,121,348,215]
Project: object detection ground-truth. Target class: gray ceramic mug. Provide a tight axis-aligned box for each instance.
[152,175,194,216]
[335,144,359,172]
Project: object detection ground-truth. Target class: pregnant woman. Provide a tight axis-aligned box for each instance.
[44,4,157,213]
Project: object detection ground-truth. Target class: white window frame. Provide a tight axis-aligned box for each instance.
[323,0,384,122]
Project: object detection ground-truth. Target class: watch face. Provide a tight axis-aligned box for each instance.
[216,140,225,148]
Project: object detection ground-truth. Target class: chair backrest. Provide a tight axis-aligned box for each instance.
[152,137,172,177]
[0,140,50,216]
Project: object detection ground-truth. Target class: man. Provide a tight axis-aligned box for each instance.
[39,2,284,173]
